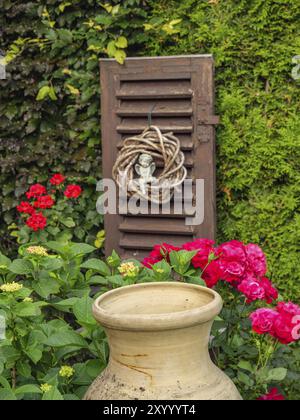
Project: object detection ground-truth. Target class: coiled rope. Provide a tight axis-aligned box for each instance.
[112,126,187,204]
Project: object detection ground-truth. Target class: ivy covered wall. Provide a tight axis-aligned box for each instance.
[0,0,299,298]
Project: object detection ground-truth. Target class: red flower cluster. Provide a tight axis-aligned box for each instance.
[26,212,47,232]
[16,174,82,232]
[26,184,47,199]
[142,243,181,268]
[17,202,35,215]
[142,239,278,304]
[33,195,55,209]
[50,173,65,186]
[250,302,300,344]
[258,388,285,401]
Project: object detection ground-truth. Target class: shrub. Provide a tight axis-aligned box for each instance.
[0,238,299,400]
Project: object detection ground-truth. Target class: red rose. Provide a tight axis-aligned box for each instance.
[142,243,181,267]
[273,315,295,344]
[245,243,267,277]
[216,240,247,283]
[17,201,35,215]
[26,212,47,231]
[142,256,161,268]
[260,277,278,304]
[33,195,55,209]
[201,260,221,288]
[250,308,279,335]
[258,388,285,401]
[64,185,82,199]
[277,302,300,318]
[272,302,300,344]
[238,274,266,303]
[50,173,66,186]
[183,239,215,270]
[26,184,47,199]
[150,243,181,260]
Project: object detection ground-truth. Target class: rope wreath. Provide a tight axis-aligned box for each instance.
[112,125,187,204]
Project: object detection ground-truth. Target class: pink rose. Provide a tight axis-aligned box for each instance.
[238,275,266,303]
[258,388,285,401]
[250,308,279,335]
[216,240,247,283]
[245,243,267,277]
[277,302,300,319]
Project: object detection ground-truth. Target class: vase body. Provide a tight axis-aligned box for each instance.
[85,282,242,400]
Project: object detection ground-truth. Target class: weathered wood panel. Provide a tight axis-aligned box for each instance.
[100,55,219,258]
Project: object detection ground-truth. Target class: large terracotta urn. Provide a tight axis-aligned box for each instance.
[85,282,242,400]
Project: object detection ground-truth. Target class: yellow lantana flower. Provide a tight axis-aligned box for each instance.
[26,246,49,257]
[59,365,75,379]
[0,282,23,293]
[118,262,139,278]
[40,383,52,393]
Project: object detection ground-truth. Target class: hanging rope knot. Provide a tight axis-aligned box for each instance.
[112,126,187,204]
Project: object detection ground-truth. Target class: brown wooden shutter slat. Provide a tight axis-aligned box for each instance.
[119,218,195,235]
[100,55,218,258]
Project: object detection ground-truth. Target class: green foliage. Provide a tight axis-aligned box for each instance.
[0,242,109,400]
[0,0,299,299]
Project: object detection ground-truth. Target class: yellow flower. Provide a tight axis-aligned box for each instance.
[26,246,49,257]
[0,282,23,293]
[155,268,164,274]
[23,297,33,303]
[40,383,52,393]
[59,365,75,379]
[118,262,139,278]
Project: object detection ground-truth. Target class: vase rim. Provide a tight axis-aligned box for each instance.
[93,282,223,331]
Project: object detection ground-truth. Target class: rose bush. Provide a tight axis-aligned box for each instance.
[0,238,299,400]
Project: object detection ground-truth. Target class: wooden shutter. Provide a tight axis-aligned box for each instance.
[100,55,219,259]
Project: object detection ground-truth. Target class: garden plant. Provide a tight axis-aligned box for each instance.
[1,0,300,402]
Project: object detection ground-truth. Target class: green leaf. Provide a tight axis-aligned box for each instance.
[15,385,42,395]
[45,241,69,254]
[9,259,33,275]
[0,388,17,400]
[114,49,126,65]
[88,275,109,286]
[51,297,79,312]
[238,361,253,373]
[44,330,88,348]
[237,371,254,387]
[187,276,206,287]
[33,276,60,299]
[70,243,96,257]
[42,386,64,401]
[267,368,288,382]
[14,302,42,317]
[107,40,116,57]
[36,86,51,101]
[58,29,73,43]
[42,258,63,271]
[0,253,11,268]
[115,36,128,49]
[106,275,124,287]
[61,217,76,228]
[48,86,57,101]
[80,259,110,276]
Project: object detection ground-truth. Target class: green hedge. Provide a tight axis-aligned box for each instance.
[1,0,299,298]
